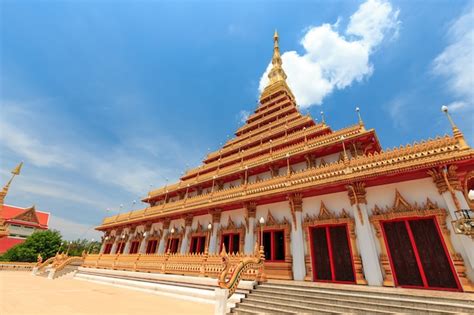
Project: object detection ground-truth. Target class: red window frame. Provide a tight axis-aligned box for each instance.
[116,241,126,254]
[166,238,180,253]
[261,229,285,262]
[189,236,206,254]
[104,243,113,254]
[380,215,462,292]
[220,233,240,254]
[129,241,140,254]
[308,223,357,284]
[146,239,158,254]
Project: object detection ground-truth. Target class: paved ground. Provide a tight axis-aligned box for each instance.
[0,271,214,315]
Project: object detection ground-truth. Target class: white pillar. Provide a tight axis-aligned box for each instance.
[99,240,106,254]
[352,203,384,286]
[290,211,306,281]
[139,236,148,254]
[440,190,474,269]
[244,217,256,254]
[158,229,169,254]
[110,240,118,254]
[123,238,132,254]
[209,224,220,254]
[180,226,191,254]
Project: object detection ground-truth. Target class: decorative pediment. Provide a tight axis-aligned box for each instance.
[371,190,441,216]
[303,202,352,226]
[318,202,333,220]
[257,210,291,229]
[13,206,39,224]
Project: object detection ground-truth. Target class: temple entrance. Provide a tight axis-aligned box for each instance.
[310,224,356,283]
[381,217,460,291]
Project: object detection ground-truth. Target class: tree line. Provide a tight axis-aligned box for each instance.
[0,230,101,262]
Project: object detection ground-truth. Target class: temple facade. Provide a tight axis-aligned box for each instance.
[96,32,474,292]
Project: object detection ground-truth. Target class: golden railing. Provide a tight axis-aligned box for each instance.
[82,251,263,281]
[36,255,56,272]
[101,135,467,228]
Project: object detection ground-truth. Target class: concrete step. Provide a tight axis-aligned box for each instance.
[232,302,302,314]
[259,280,474,306]
[253,287,471,313]
[260,282,474,310]
[238,295,395,315]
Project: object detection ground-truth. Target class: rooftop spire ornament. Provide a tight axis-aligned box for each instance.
[0,161,23,205]
[356,107,365,130]
[441,105,468,150]
[267,29,287,85]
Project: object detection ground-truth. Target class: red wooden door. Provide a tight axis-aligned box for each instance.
[310,224,356,283]
[382,217,461,291]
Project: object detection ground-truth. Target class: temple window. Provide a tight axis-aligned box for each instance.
[189,236,206,254]
[262,230,285,261]
[220,233,240,254]
[104,243,113,254]
[146,239,158,254]
[166,238,180,254]
[129,240,140,254]
[116,241,126,254]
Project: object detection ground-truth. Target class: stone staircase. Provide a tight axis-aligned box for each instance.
[230,280,474,314]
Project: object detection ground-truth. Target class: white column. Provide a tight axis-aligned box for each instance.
[244,217,256,254]
[139,235,148,254]
[441,190,474,269]
[110,239,118,254]
[352,202,384,286]
[99,239,106,254]
[158,229,169,254]
[123,237,132,254]
[180,226,191,254]
[209,224,220,254]
[290,211,306,281]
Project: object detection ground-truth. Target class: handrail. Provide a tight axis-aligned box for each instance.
[218,243,265,298]
[36,256,56,271]
[53,256,84,273]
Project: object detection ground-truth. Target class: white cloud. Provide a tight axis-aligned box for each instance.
[238,110,250,124]
[0,119,74,169]
[433,6,473,112]
[49,215,101,241]
[259,0,400,108]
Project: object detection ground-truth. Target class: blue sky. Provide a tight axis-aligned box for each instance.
[1,0,472,240]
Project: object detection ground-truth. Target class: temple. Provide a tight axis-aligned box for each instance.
[96,32,474,292]
[0,162,50,253]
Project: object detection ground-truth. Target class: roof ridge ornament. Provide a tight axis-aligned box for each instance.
[441,105,468,150]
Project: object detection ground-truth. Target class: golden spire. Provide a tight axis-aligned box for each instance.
[267,29,288,85]
[442,106,468,149]
[0,162,23,205]
[356,107,365,131]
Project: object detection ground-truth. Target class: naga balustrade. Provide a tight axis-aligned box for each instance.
[82,250,264,281]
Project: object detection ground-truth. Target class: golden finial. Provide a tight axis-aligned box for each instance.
[320,111,326,124]
[1,162,23,205]
[267,29,287,85]
[442,105,468,149]
[356,107,365,130]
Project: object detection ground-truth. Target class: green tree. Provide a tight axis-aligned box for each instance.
[59,238,101,256]
[0,230,62,262]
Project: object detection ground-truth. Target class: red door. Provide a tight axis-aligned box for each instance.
[310,224,356,283]
[382,216,461,291]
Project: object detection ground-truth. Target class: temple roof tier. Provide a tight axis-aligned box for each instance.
[147,124,374,201]
[99,135,473,230]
